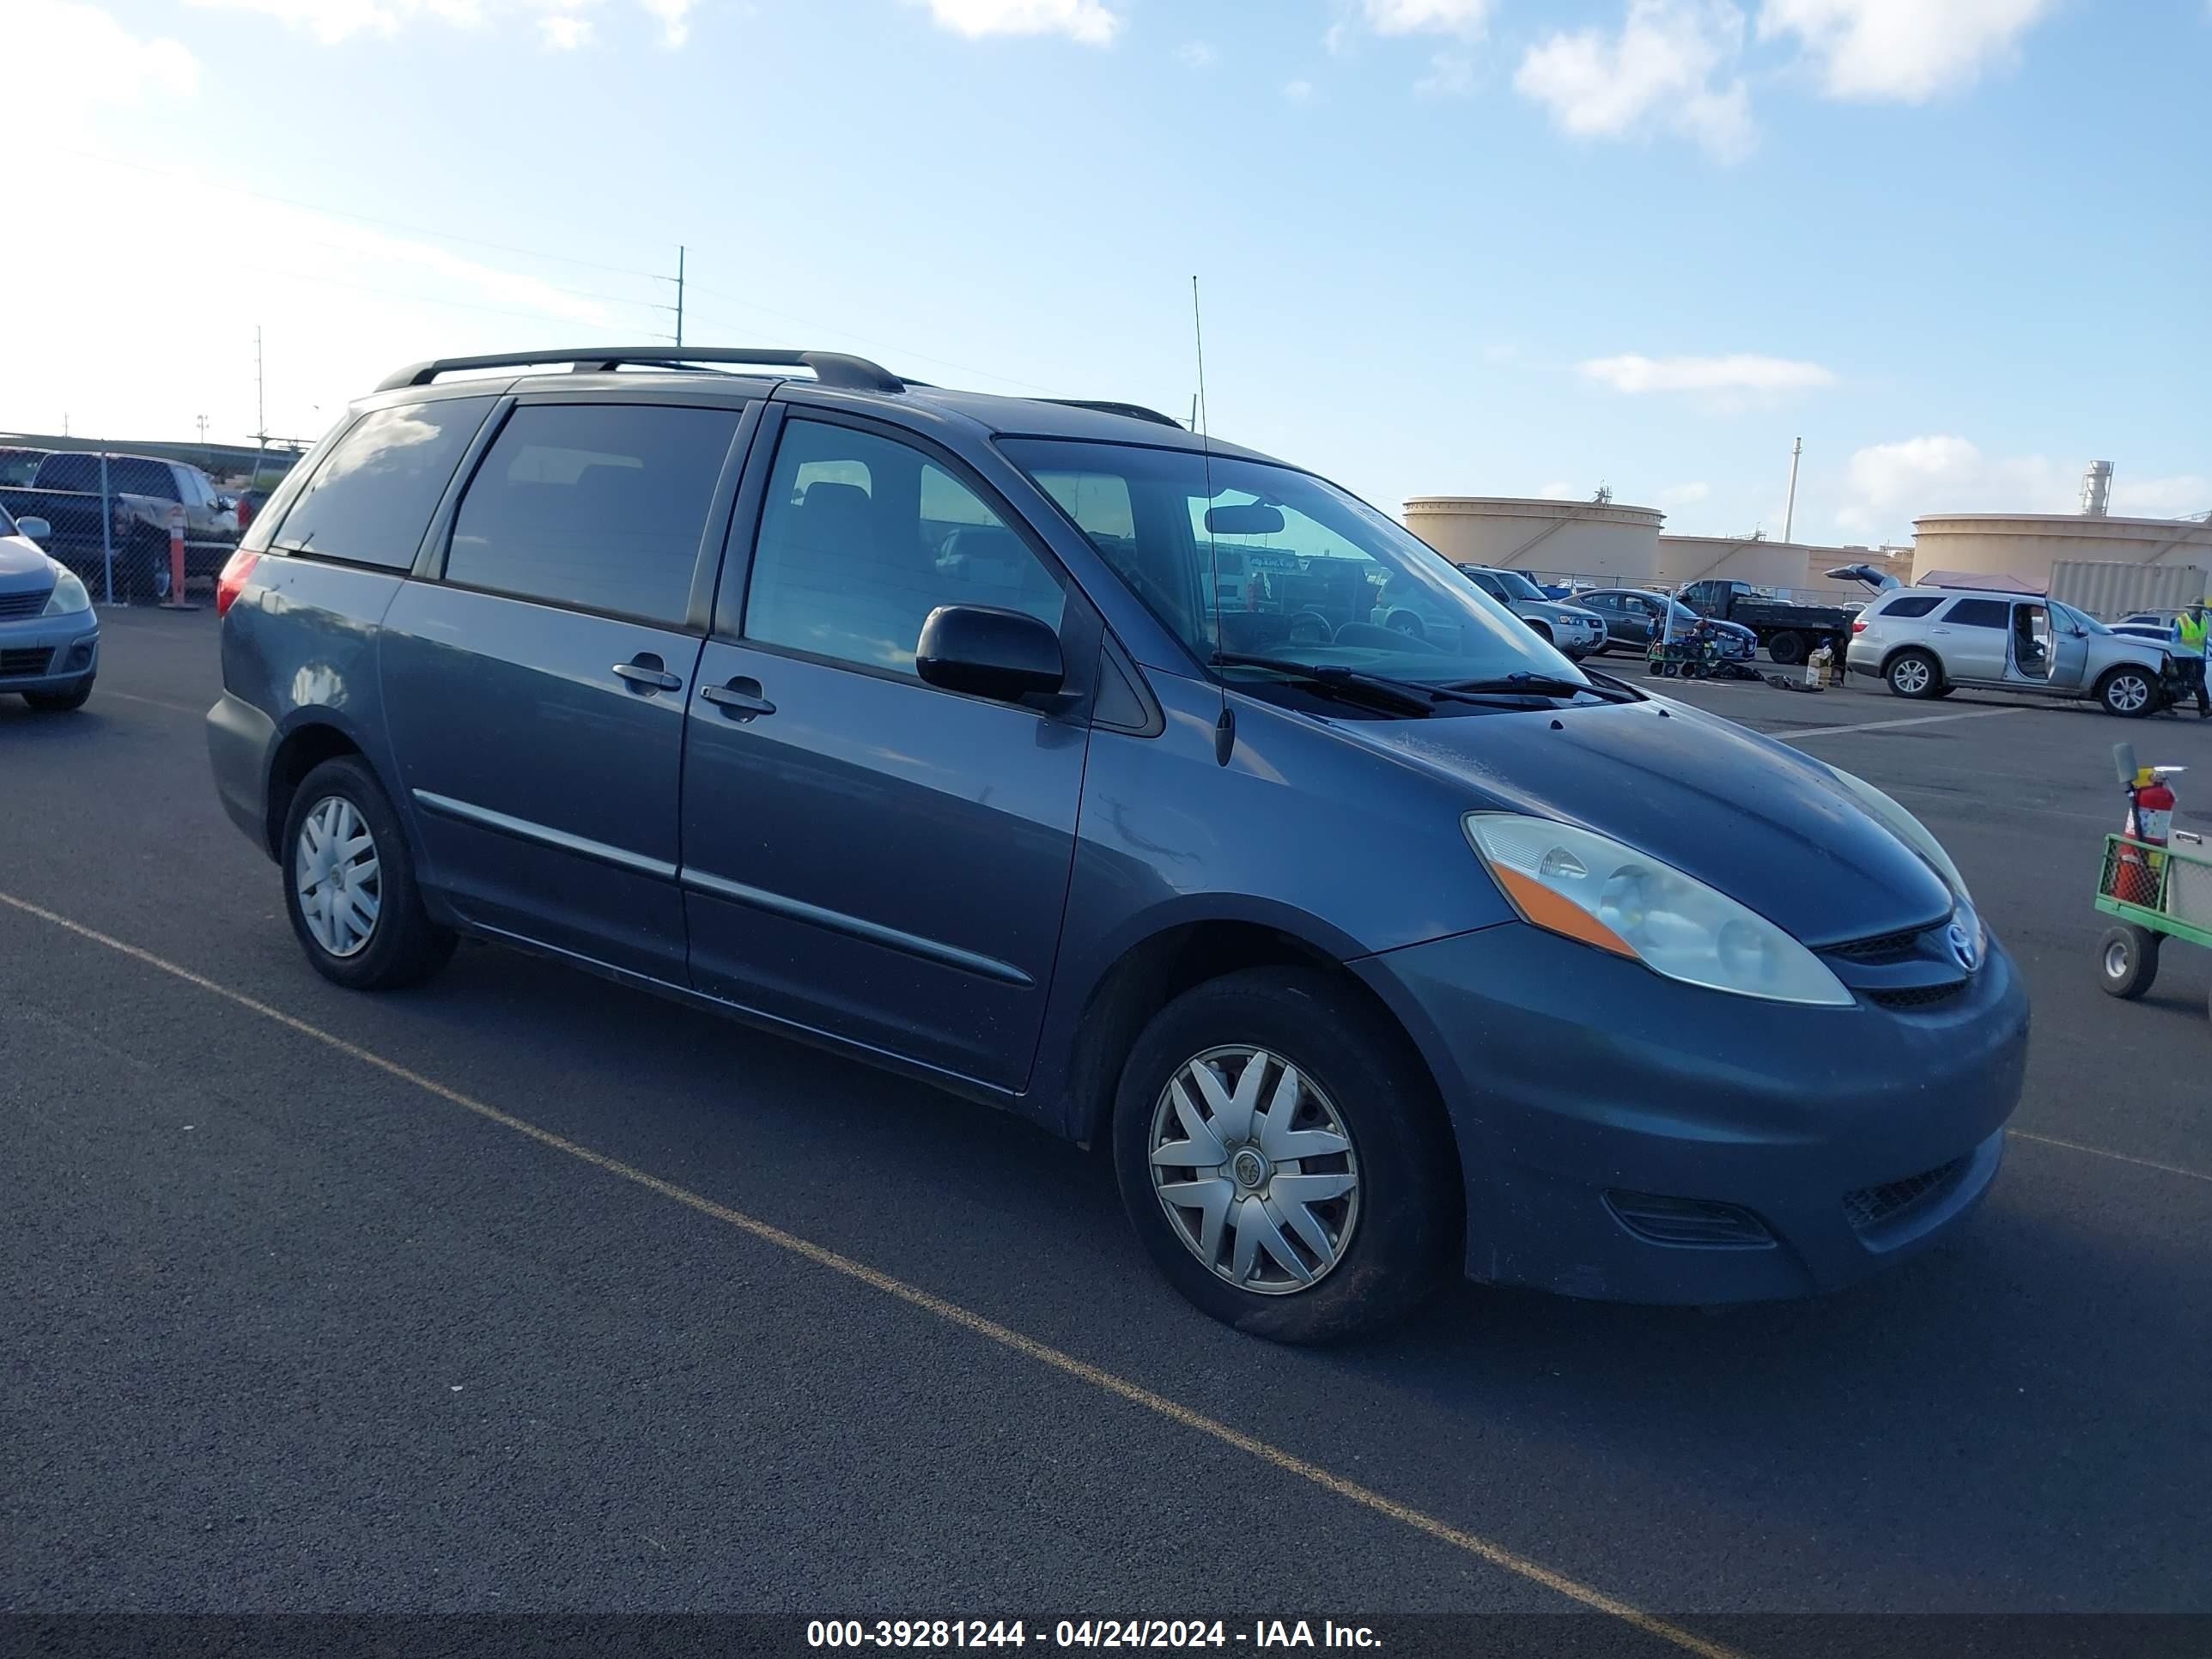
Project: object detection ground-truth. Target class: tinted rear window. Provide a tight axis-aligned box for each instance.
[1878,594,1942,618]
[1942,599,2010,628]
[444,403,739,625]
[272,398,495,569]
[34,453,100,492]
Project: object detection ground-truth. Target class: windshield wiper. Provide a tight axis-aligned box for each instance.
[1212,653,1440,714]
[1446,671,1638,704]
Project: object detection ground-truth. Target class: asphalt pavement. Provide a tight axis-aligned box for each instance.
[4,610,2209,1648]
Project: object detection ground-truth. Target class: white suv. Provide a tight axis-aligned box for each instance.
[1847,586,2172,717]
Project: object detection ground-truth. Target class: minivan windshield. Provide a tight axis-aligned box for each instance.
[1002,439,1582,695]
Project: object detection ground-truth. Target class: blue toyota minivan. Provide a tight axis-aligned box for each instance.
[207,348,2028,1341]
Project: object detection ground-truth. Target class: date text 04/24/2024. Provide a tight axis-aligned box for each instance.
[805,1620,1383,1649]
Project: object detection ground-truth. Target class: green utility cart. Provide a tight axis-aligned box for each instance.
[2094,830,2212,1023]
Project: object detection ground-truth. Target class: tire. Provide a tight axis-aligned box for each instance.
[2096,925,2160,1000]
[1111,968,1462,1344]
[23,676,93,712]
[2097,666,2156,719]
[280,756,455,991]
[1886,649,1942,700]
[1767,629,1807,665]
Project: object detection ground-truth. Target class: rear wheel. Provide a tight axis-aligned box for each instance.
[1112,969,1460,1344]
[281,756,455,991]
[1766,629,1807,665]
[2097,666,2156,718]
[24,676,94,712]
[1887,649,1942,700]
[2097,925,2160,999]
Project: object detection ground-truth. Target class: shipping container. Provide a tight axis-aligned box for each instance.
[2046,560,2211,622]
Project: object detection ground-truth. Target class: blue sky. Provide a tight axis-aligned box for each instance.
[12,0,2209,544]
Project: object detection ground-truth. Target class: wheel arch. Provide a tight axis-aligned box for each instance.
[1053,910,1448,1162]
[262,712,383,860]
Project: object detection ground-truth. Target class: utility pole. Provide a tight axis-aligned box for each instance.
[253,325,269,486]
[1783,436,1802,544]
[675,246,685,348]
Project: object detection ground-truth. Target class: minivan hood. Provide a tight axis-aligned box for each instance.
[1334,697,1954,947]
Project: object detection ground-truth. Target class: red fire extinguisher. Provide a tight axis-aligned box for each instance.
[2113,764,2177,907]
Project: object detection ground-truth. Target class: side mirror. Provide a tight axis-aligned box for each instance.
[916,604,1064,702]
[15,516,51,544]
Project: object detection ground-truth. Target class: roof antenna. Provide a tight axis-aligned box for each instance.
[1194,275,1233,768]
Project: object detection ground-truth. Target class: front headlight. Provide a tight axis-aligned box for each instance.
[1464,812,1854,1007]
[42,568,91,617]
[1823,764,1969,901]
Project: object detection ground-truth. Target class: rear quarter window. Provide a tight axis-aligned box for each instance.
[270,397,497,569]
[1876,594,1942,619]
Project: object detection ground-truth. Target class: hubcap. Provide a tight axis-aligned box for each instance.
[2105,940,2130,979]
[1896,659,1929,693]
[2111,677,2147,711]
[1147,1046,1361,1296]
[294,794,381,958]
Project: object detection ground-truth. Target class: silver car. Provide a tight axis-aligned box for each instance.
[1847,586,2171,717]
[0,506,100,711]
[1453,564,1607,659]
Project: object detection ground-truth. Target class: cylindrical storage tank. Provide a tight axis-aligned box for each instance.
[1911,514,2212,591]
[1402,497,1662,584]
[1656,536,1808,591]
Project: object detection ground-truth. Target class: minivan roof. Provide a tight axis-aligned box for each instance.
[371,345,1283,465]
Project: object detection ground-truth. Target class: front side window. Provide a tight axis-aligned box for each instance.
[447,403,739,625]
[1943,598,2010,629]
[276,397,496,570]
[1489,568,1547,603]
[1005,439,1572,694]
[742,419,1065,676]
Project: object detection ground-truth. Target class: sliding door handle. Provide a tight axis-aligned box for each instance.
[614,655,683,693]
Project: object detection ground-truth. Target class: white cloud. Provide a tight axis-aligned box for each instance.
[1660,481,1711,505]
[1363,0,1492,38]
[1835,436,2210,536]
[538,7,591,46]
[1417,51,1476,95]
[1176,40,1217,68]
[1515,0,1755,162]
[186,0,688,46]
[1578,353,1836,394]
[1759,0,2054,101]
[15,0,198,132]
[913,0,1120,45]
[1284,78,1316,102]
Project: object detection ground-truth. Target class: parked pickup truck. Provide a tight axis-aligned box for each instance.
[0,451,239,600]
[1675,578,1855,665]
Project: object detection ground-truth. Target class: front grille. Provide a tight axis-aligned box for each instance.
[1606,1190,1775,1249]
[0,589,50,621]
[1867,980,1968,1011]
[1826,924,1932,964]
[0,647,53,678]
[1844,1157,1968,1232]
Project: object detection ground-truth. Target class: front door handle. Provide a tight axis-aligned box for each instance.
[702,679,777,721]
[614,654,683,694]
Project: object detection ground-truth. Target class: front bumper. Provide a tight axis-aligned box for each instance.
[0,610,100,691]
[1356,919,2029,1304]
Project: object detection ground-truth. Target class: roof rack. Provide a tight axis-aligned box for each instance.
[1041,398,1186,429]
[374,347,903,395]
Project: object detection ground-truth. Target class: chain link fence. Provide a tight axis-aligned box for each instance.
[1,436,300,605]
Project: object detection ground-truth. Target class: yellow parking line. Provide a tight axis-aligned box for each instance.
[2010,1129,2212,1185]
[1774,708,2028,741]
[0,886,1740,1659]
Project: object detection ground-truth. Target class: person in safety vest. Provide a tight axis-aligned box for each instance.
[2172,600,2209,719]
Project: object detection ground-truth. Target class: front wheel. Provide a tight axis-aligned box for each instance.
[2097,925,2160,1000]
[1112,969,1461,1344]
[2097,666,2156,718]
[24,676,94,712]
[281,756,455,991]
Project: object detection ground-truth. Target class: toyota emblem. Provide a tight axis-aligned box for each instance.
[1946,920,1980,973]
